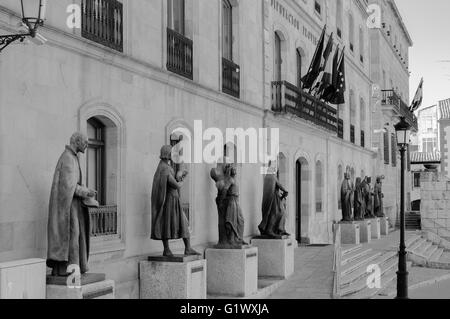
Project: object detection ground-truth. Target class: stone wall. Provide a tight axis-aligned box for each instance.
[420,171,450,240]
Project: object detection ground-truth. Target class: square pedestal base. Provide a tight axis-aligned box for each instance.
[355,220,372,243]
[46,279,115,299]
[205,247,258,297]
[250,238,295,279]
[380,217,390,236]
[369,218,381,239]
[339,223,361,245]
[139,259,206,299]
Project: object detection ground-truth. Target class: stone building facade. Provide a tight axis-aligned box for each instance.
[0,0,414,298]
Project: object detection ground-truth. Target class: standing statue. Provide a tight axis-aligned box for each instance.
[47,132,98,276]
[258,166,290,238]
[353,177,365,221]
[151,145,200,257]
[211,161,229,247]
[340,172,354,222]
[363,177,375,219]
[374,176,385,217]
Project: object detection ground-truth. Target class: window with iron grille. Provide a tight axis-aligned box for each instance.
[384,131,390,165]
[81,0,123,52]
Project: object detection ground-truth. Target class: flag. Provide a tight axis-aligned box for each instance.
[311,32,334,96]
[409,78,423,112]
[329,48,346,105]
[321,45,340,101]
[302,26,326,90]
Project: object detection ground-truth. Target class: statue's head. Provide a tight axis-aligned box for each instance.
[376,176,382,183]
[224,163,237,178]
[355,177,361,186]
[160,145,172,161]
[344,172,349,180]
[170,132,183,147]
[367,176,372,184]
[70,132,88,154]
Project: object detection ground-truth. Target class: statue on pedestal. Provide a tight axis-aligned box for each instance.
[353,177,365,221]
[211,161,229,247]
[47,132,98,277]
[258,165,290,238]
[363,177,375,219]
[341,172,354,222]
[151,145,200,257]
[374,176,385,217]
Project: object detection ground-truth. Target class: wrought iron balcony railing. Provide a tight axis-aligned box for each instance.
[381,89,418,131]
[81,0,123,52]
[222,58,240,98]
[167,28,193,80]
[89,205,118,237]
[271,81,338,133]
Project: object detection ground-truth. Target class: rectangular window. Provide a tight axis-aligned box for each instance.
[384,131,390,165]
[87,118,106,205]
[414,172,421,188]
[81,0,123,52]
[168,0,185,35]
[314,1,321,15]
[391,134,397,167]
[222,0,233,61]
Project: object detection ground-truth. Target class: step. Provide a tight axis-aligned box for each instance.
[341,249,373,267]
[341,252,383,277]
[430,248,445,262]
[342,244,363,257]
[405,235,422,248]
[356,269,398,299]
[415,241,433,256]
[423,245,439,260]
[340,251,397,287]
[407,238,426,252]
[340,256,398,298]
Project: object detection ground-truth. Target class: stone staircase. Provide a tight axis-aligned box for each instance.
[400,232,445,267]
[395,211,421,230]
[338,244,399,299]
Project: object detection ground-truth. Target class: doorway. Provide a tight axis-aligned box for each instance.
[296,157,310,244]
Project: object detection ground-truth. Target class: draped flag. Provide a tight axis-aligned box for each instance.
[329,48,346,105]
[311,32,334,96]
[302,25,326,90]
[409,78,423,112]
[321,45,340,101]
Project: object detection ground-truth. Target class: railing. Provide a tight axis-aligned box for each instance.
[361,130,365,148]
[167,28,193,80]
[338,119,344,139]
[381,89,418,130]
[271,81,338,133]
[81,0,123,52]
[222,58,240,98]
[350,125,355,144]
[89,205,118,237]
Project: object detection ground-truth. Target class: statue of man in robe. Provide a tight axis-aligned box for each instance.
[258,162,290,238]
[341,172,354,222]
[47,132,98,276]
[353,177,365,221]
[374,176,384,217]
[363,177,375,219]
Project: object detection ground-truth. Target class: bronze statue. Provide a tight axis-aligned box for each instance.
[363,177,375,219]
[258,166,290,238]
[151,145,200,257]
[374,176,384,217]
[353,177,365,221]
[340,172,354,222]
[47,132,98,276]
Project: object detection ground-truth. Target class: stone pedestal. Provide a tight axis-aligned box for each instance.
[339,222,360,245]
[369,218,381,239]
[0,259,46,299]
[380,217,390,236]
[46,274,114,299]
[139,256,206,299]
[355,220,372,243]
[205,247,258,297]
[250,237,295,279]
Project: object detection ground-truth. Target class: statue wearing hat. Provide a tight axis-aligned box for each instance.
[47,132,98,276]
[151,145,200,257]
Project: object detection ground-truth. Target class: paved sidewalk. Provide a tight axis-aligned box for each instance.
[268,245,334,299]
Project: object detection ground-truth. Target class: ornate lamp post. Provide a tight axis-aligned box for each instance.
[394,116,411,299]
[0,0,47,53]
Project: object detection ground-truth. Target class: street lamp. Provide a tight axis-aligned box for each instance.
[0,0,47,53]
[394,116,411,299]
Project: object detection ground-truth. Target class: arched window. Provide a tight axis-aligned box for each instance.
[350,90,356,144]
[360,98,366,148]
[336,0,343,38]
[87,118,106,205]
[349,13,354,52]
[168,0,185,35]
[274,32,282,81]
[315,161,323,213]
[222,0,233,61]
[359,26,364,63]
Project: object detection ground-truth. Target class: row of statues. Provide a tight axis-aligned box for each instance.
[340,173,384,222]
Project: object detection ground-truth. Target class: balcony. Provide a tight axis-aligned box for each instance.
[222,58,240,98]
[271,81,338,133]
[81,0,123,52]
[381,90,418,131]
[89,205,118,237]
[167,28,193,80]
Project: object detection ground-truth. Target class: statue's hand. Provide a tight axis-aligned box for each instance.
[87,189,97,198]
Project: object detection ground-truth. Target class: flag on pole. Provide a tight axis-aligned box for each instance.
[302,26,326,90]
[321,45,340,101]
[311,32,334,96]
[329,48,346,105]
[409,78,423,112]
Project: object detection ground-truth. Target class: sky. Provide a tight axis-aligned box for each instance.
[396,0,450,109]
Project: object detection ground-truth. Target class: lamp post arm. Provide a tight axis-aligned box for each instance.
[0,34,28,53]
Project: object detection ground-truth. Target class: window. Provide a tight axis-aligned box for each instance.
[315,1,322,16]
[384,131,390,165]
[81,0,123,52]
[297,48,303,87]
[422,138,437,153]
[336,0,343,38]
[222,0,233,61]
[413,172,421,188]
[360,98,366,147]
[359,27,364,63]
[168,0,185,35]
[350,90,356,144]
[349,13,354,52]
[391,134,397,167]
[87,118,106,205]
[274,32,282,81]
[315,161,323,213]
